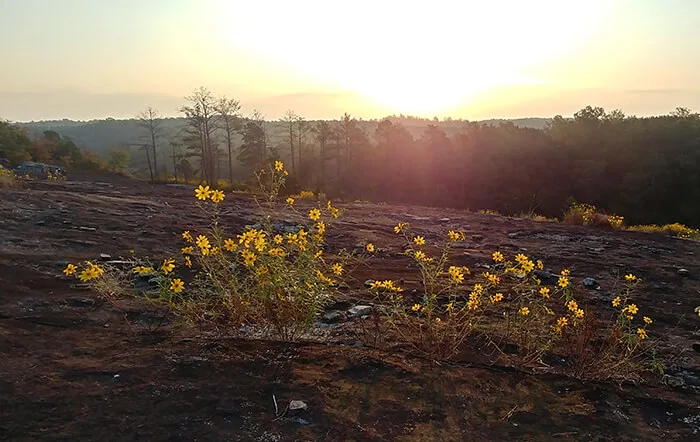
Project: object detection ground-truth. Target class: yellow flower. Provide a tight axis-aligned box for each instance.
[558,276,570,288]
[86,261,104,277]
[473,283,484,294]
[492,251,504,262]
[483,272,500,285]
[625,273,637,282]
[622,303,639,315]
[537,260,544,270]
[133,266,153,275]
[194,185,211,201]
[331,263,343,276]
[308,208,321,221]
[78,267,100,282]
[612,296,622,307]
[561,269,571,277]
[316,221,326,236]
[394,222,408,234]
[181,246,194,255]
[210,189,225,204]
[211,247,220,256]
[241,250,256,266]
[273,234,283,245]
[275,160,284,172]
[224,238,237,252]
[539,287,551,299]
[435,317,441,323]
[449,266,465,284]
[196,235,211,250]
[574,309,585,319]
[519,306,530,316]
[448,230,460,241]
[184,256,192,268]
[314,250,323,259]
[366,243,375,253]
[567,300,578,312]
[286,197,295,206]
[268,247,286,258]
[643,316,653,325]
[515,253,529,265]
[63,263,78,276]
[182,230,193,242]
[637,328,648,340]
[557,317,569,328]
[161,258,175,275]
[170,278,185,293]
[411,304,421,312]
[413,235,426,246]
[490,293,504,303]
[414,250,432,262]
[284,170,288,176]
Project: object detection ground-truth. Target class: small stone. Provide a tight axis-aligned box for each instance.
[364,279,376,288]
[289,400,308,412]
[65,298,95,308]
[35,220,45,225]
[348,305,372,317]
[583,278,598,289]
[437,218,451,222]
[321,311,343,324]
[664,375,686,389]
[292,417,310,425]
[534,270,556,281]
[99,253,112,260]
[79,226,97,232]
[678,268,690,277]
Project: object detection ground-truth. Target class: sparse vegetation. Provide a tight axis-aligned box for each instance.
[0,166,18,188]
[62,160,673,384]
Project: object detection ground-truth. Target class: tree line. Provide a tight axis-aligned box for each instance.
[0,123,106,171]
[3,86,700,228]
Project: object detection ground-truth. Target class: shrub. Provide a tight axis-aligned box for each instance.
[627,223,700,240]
[62,160,368,340]
[289,190,316,200]
[558,273,657,381]
[0,167,18,189]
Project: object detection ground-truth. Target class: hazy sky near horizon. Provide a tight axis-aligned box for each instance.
[1,0,699,121]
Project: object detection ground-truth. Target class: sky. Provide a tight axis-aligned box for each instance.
[1,0,699,122]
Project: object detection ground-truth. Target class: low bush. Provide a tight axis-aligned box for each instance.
[0,167,18,188]
[627,223,700,240]
[63,160,368,340]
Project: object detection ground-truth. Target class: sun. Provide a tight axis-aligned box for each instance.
[214,0,608,116]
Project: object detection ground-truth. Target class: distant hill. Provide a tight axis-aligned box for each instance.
[17,116,552,154]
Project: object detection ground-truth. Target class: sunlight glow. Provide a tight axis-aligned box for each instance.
[214,0,608,116]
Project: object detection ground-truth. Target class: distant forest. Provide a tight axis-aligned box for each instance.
[2,86,699,228]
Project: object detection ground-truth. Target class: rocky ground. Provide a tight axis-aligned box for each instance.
[1,175,700,441]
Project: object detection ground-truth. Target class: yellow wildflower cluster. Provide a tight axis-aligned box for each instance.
[71,261,105,282]
[194,185,226,204]
[448,266,467,284]
[448,230,466,242]
[370,280,404,292]
[608,215,624,229]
